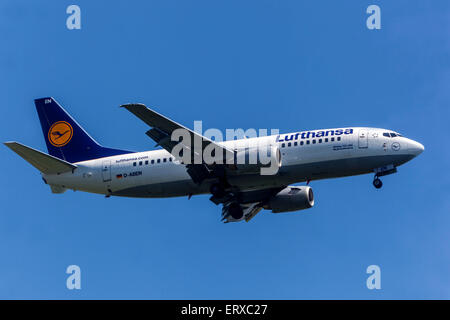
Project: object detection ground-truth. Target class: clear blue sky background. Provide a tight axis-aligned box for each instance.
[0,0,449,299]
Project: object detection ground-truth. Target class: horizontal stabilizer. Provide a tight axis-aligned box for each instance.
[4,141,77,174]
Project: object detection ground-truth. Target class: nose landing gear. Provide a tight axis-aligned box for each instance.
[373,177,383,189]
[372,164,397,189]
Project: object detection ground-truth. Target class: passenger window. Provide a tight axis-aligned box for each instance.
[169,158,172,162]
[331,137,335,142]
[306,140,310,145]
[294,142,298,146]
[300,141,304,146]
[325,138,328,142]
[312,140,316,144]
[151,160,154,164]
[282,143,285,148]
[139,161,142,166]
[145,160,148,165]
[133,162,136,166]
[157,159,160,163]
[163,158,167,162]
[337,137,341,141]
[288,142,291,147]
[319,139,322,143]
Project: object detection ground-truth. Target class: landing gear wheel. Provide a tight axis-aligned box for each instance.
[228,202,244,220]
[373,178,383,189]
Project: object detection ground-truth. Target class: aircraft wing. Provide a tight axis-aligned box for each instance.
[122,103,235,184]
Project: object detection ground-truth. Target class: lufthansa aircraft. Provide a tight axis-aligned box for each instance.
[5,98,424,223]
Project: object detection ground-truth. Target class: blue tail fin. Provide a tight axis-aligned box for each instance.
[35,97,132,163]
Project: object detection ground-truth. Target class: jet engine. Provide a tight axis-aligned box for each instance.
[264,186,314,213]
[232,145,282,175]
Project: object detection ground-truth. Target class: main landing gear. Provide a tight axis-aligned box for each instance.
[373,177,383,189]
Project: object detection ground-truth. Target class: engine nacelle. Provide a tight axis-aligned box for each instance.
[265,186,314,213]
[233,145,282,175]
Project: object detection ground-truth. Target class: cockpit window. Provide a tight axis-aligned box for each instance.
[383,132,402,138]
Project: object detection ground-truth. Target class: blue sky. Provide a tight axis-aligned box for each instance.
[0,0,449,299]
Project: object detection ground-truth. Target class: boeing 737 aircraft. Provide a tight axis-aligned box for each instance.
[4,98,424,223]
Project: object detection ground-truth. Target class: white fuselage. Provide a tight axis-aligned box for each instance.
[42,127,424,198]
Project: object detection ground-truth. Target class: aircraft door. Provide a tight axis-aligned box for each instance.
[102,160,111,182]
[358,130,368,149]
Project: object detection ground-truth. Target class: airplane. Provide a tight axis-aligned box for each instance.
[4,97,424,223]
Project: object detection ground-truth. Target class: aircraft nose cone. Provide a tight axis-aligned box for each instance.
[409,140,424,156]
